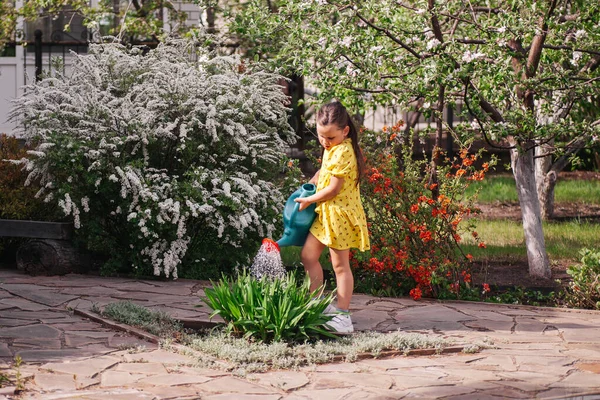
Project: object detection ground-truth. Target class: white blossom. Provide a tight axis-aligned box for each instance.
[462,50,486,63]
[8,39,293,279]
[426,38,441,50]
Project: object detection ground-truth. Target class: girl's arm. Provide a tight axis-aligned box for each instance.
[309,169,320,185]
[295,176,344,211]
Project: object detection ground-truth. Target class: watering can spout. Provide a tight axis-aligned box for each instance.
[275,183,317,248]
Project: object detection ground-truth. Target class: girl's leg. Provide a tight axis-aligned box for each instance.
[301,233,326,293]
[329,248,353,310]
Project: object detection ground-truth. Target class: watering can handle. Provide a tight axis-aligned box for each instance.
[289,201,301,226]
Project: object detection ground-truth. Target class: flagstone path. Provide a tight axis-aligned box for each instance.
[1,269,600,399]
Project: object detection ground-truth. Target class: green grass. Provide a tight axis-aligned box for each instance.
[461,219,600,261]
[465,175,600,204]
[280,246,333,270]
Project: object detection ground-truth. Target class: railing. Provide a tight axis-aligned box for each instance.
[24,29,89,81]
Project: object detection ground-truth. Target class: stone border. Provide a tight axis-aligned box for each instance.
[74,309,162,344]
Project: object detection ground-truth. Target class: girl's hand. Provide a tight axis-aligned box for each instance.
[295,197,312,211]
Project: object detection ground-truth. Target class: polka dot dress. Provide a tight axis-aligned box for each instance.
[310,138,370,251]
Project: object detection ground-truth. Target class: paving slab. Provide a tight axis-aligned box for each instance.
[247,371,310,392]
[195,376,279,394]
[0,284,78,306]
[0,324,62,339]
[40,356,120,377]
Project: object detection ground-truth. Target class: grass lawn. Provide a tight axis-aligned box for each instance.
[460,219,600,261]
[465,174,600,204]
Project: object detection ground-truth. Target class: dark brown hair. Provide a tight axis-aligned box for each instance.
[316,101,364,185]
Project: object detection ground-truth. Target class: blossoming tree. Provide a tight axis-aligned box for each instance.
[9,39,296,278]
[226,0,600,279]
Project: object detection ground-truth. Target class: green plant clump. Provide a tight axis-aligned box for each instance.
[203,271,337,343]
[563,248,600,310]
[98,300,182,338]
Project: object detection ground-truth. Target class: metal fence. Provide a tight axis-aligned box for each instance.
[24,29,89,82]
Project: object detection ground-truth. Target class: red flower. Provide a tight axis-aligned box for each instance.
[482,283,490,293]
[409,287,422,300]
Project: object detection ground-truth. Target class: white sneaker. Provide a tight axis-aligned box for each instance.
[323,303,337,315]
[325,313,354,333]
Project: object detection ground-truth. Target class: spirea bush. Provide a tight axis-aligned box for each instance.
[353,125,493,300]
[9,39,296,278]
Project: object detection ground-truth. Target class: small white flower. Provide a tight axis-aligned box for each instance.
[574,29,587,40]
[426,38,441,50]
[498,26,507,33]
[462,50,486,63]
[81,197,90,213]
[415,8,426,15]
[340,36,353,47]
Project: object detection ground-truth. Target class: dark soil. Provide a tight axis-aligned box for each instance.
[471,171,600,291]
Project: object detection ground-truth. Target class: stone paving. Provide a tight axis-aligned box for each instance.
[1,269,600,399]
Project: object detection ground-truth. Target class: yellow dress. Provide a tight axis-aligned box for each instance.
[310,138,370,251]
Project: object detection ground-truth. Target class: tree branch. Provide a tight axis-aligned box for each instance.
[354,11,422,59]
[550,134,591,174]
[543,45,600,57]
[463,82,515,150]
[428,0,444,42]
[454,38,486,44]
[558,13,579,23]
[348,86,390,94]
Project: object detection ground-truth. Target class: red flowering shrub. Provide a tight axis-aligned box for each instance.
[0,134,56,221]
[352,126,494,300]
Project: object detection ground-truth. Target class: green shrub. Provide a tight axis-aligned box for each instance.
[563,248,600,310]
[203,271,337,343]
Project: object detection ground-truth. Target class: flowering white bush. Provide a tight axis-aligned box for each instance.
[10,39,296,278]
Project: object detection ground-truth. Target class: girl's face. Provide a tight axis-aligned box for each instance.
[316,123,349,150]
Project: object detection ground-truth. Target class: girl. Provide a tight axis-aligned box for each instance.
[295,101,370,333]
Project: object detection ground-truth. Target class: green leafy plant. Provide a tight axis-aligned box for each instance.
[13,355,24,393]
[562,248,600,310]
[203,271,337,343]
[484,286,556,307]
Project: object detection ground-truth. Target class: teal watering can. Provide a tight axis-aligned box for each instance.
[275,183,317,247]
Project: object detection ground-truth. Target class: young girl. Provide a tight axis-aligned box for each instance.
[295,101,370,333]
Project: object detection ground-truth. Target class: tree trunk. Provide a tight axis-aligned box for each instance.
[535,141,557,219]
[511,143,551,279]
[16,239,83,276]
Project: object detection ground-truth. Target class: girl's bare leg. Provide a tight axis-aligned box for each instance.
[329,248,353,310]
[301,233,326,293]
